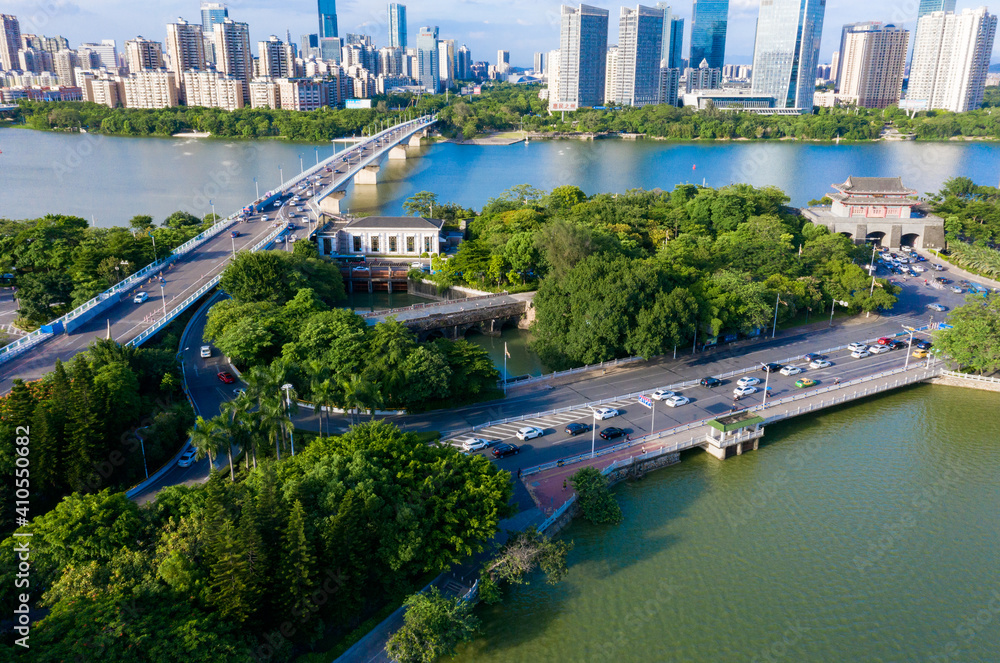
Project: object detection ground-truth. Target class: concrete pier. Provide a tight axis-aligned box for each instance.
[356,164,380,185]
[389,145,409,160]
[319,190,347,215]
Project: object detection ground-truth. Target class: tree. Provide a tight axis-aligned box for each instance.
[403,191,439,217]
[189,415,230,479]
[277,500,316,619]
[128,214,155,231]
[219,251,296,304]
[478,527,572,604]
[385,587,479,663]
[15,271,74,322]
[163,210,202,229]
[571,466,623,525]
[935,293,1000,375]
[64,355,103,493]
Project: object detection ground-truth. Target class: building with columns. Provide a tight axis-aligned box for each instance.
[316,216,444,257]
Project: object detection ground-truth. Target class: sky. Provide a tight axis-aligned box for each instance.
[5,0,998,67]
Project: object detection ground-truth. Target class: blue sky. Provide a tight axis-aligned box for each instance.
[5,1,997,67]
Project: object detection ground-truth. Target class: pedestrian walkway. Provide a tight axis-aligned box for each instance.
[916,248,1000,291]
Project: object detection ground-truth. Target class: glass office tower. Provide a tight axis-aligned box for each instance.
[751,0,826,110]
[690,0,728,69]
[389,3,407,49]
[917,0,956,20]
[319,0,338,39]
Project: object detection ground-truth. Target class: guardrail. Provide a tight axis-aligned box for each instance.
[506,356,645,387]
[538,495,576,534]
[938,370,1000,384]
[357,291,511,319]
[0,117,435,367]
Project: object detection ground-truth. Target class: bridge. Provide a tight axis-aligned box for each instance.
[359,292,532,341]
[0,115,437,393]
[0,105,18,112]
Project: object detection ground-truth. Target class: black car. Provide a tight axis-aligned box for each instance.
[491,443,520,458]
[915,340,933,350]
[935,277,952,284]
[888,340,907,350]
[700,377,722,387]
[761,363,783,373]
[565,422,590,436]
[599,427,626,440]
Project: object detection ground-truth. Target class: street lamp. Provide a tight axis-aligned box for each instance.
[866,242,879,317]
[282,383,295,456]
[903,326,916,370]
[830,298,849,326]
[299,153,304,173]
[254,176,259,200]
[771,293,785,339]
[150,233,157,262]
[315,146,319,165]
[210,199,216,223]
[231,233,237,257]
[590,410,598,459]
[159,282,167,319]
[762,367,771,408]
[279,165,284,186]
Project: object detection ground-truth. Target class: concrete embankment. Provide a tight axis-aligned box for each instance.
[927,371,1000,393]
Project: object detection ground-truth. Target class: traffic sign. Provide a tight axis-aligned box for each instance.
[638,395,653,409]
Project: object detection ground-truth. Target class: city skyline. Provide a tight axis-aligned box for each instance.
[5,1,1000,69]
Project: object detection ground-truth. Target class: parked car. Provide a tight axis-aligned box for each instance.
[847,342,868,353]
[652,389,677,401]
[851,349,871,359]
[802,353,822,361]
[779,365,802,376]
[795,378,817,388]
[934,277,951,284]
[927,303,947,312]
[809,359,833,369]
[217,371,236,384]
[733,386,758,397]
[700,377,722,387]
[932,264,945,271]
[516,426,544,441]
[200,346,211,358]
[912,349,930,359]
[664,395,690,407]
[876,337,893,346]
[462,437,491,451]
[592,407,620,421]
[761,363,783,373]
[492,443,520,458]
[868,345,890,354]
[915,340,933,350]
[599,427,626,440]
[177,448,198,468]
[951,286,964,294]
[888,341,907,351]
[133,292,149,304]
[565,423,590,436]
[737,376,761,388]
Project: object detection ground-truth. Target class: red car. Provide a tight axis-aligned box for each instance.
[217,372,235,384]
[876,337,893,346]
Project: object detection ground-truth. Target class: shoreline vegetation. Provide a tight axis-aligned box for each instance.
[6,84,1000,143]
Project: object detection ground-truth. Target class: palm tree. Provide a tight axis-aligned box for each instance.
[257,398,290,461]
[219,397,252,478]
[337,375,383,427]
[189,415,229,480]
[310,376,337,438]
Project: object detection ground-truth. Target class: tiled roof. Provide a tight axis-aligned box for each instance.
[343,216,444,230]
[834,176,916,194]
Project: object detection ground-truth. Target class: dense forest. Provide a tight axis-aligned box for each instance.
[414,183,898,369]
[12,84,1000,142]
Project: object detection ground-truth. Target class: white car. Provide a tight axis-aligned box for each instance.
[516,426,544,441]
[592,407,620,420]
[652,389,677,401]
[200,346,211,358]
[664,395,690,408]
[737,376,761,388]
[809,359,832,369]
[133,292,149,304]
[462,437,490,452]
[847,342,868,353]
[733,386,758,397]
[851,349,871,359]
[779,366,802,376]
[177,448,197,468]
[868,345,890,354]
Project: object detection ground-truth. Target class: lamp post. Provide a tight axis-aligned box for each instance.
[150,233,157,262]
[159,282,167,319]
[866,242,879,317]
[254,176,259,200]
[315,146,319,165]
[762,367,771,408]
[282,383,295,456]
[210,199,216,223]
[590,409,598,459]
[231,233,236,257]
[279,165,284,186]
[299,153,304,173]
[771,292,783,339]
[903,327,915,370]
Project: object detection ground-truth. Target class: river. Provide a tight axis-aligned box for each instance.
[454,384,1000,662]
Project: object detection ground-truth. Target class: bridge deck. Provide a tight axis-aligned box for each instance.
[360,292,529,325]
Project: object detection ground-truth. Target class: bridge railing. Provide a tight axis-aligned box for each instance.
[358,291,510,319]
[938,370,1000,384]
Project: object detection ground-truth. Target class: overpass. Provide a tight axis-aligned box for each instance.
[359,292,532,340]
[0,115,437,392]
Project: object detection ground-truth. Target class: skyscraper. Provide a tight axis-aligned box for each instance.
[690,0,728,69]
[838,23,909,108]
[457,44,472,79]
[1,14,21,72]
[389,3,407,49]
[200,3,229,32]
[258,35,295,78]
[319,0,338,39]
[917,0,957,20]
[439,39,456,87]
[497,49,510,74]
[165,19,207,73]
[416,26,439,93]
[556,4,609,110]
[834,21,878,91]
[751,0,826,110]
[213,18,252,104]
[534,52,546,74]
[908,7,997,113]
[614,5,666,107]
[125,37,164,72]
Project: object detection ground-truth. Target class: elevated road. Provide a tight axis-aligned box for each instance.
[0,115,436,392]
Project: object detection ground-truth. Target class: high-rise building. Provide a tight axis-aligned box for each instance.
[200,3,229,32]
[654,3,684,70]
[389,3,407,50]
[52,50,79,85]
[834,22,877,91]
[213,19,252,104]
[259,35,295,78]
[125,37,164,72]
[556,4,609,110]
[416,26,439,93]
[301,33,320,59]
[165,19,207,73]
[534,52,545,74]
[80,40,118,70]
[319,0,338,39]
[751,0,826,110]
[690,0,728,69]
[181,70,243,110]
[838,23,908,109]
[18,48,53,74]
[684,59,722,92]
[604,46,619,104]
[439,39,456,87]
[319,37,342,63]
[379,47,405,76]
[497,49,510,74]
[614,5,666,107]
[918,0,957,20]
[907,7,997,113]
[122,70,178,108]
[457,44,472,80]
[1,14,21,71]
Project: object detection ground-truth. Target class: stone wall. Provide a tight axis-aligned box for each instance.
[927,374,1000,393]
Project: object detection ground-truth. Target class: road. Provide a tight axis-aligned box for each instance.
[0,118,434,393]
